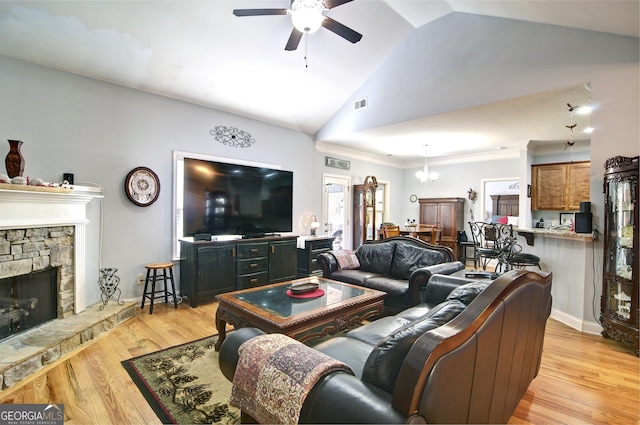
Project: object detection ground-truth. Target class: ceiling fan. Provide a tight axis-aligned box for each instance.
[233,0,363,51]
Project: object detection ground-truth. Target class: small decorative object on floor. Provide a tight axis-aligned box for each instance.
[5,140,25,178]
[98,268,124,310]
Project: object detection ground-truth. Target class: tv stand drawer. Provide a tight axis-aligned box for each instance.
[237,257,268,275]
[237,243,269,259]
[237,271,269,289]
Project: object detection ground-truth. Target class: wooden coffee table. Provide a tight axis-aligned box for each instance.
[214,277,385,350]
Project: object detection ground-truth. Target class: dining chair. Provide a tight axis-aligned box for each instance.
[468,221,507,270]
[429,224,443,245]
[382,225,401,239]
[497,236,542,272]
[415,224,434,243]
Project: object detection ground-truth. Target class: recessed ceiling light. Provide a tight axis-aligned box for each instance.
[583,127,594,134]
[577,105,592,115]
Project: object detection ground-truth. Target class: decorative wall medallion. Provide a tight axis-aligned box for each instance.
[124,166,160,207]
[210,126,255,148]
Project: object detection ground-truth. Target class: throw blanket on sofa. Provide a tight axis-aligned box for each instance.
[230,334,354,424]
[331,249,360,270]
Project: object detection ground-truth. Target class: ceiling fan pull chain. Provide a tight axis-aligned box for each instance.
[304,33,309,68]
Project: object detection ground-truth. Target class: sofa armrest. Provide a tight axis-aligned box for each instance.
[299,373,407,424]
[408,261,465,305]
[218,327,267,381]
[219,327,407,424]
[423,273,477,305]
[317,252,340,276]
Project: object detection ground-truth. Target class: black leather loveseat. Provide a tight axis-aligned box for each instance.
[317,236,465,314]
[219,270,552,424]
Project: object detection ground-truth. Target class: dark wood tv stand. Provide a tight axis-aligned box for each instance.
[179,235,298,307]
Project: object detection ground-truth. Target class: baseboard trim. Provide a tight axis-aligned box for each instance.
[550,308,603,335]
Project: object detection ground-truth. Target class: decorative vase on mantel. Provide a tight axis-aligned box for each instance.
[5,140,25,178]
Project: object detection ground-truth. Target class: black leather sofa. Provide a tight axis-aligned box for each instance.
[316,236,465,314]
[219,270,553,424]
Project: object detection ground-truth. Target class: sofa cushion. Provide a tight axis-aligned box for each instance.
[356,243,396,275]
[361,299,467,394]
[390,243,445,280]
[312,336,374,378]
[331,249,360,270]
[326,269,383,287]
[445,281,491,306]
[364,276,409,297]
[345,316,412,346]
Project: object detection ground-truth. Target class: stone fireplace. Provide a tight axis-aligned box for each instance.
[0,187,97,315]
[0,226,75,340]
[0,186,135,390]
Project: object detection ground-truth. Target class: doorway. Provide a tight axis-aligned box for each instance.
[481,178,520,223]
[322,174,351,250]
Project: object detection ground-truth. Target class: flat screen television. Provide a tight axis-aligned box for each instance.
[182,157,293,238]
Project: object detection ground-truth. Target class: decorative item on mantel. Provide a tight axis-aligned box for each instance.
[210,126,256,148]
[5,139,25,178]
[98,268,124,310]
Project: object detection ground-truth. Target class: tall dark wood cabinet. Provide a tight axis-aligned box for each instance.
[419,197,465,258]
[180,236,297,307]
[353,176,378,247]
[600,156,639,356]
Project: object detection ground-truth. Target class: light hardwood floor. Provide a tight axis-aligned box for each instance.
[0,300,638,425]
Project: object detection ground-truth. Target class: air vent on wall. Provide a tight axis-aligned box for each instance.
[354,97,367,111]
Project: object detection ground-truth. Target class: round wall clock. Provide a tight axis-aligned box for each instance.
[409,194,418,203]
[124,167,160,207]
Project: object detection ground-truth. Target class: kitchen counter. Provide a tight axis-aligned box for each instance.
[515,227,596,246]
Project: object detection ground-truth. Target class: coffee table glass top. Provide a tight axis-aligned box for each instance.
[230,277,366,318]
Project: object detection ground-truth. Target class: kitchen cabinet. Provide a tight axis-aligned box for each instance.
[600,156,638,356]
[531,161,590,210]
[419,197,465,258]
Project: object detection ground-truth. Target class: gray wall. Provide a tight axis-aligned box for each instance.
[1,10,638,329]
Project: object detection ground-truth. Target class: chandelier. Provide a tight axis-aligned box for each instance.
[415,144,437,183]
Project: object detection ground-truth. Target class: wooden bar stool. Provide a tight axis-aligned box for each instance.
[141,262,178,314]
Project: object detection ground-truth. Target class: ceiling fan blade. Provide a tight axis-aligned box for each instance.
[285,28,303,51]
[321,17,362,43]
[323,0,353,9]
[233,8,288,16]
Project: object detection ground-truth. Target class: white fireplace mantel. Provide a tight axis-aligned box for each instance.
[0,185,103,313]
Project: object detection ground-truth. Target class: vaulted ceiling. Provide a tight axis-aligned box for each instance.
[0,1,638,165]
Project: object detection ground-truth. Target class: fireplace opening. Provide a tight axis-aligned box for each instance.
[0,267,58,341]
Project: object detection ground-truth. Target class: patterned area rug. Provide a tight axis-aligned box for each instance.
[122,335,240,424]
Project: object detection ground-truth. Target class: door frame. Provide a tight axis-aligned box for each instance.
[322,174,352,250]
[480,177,520,223]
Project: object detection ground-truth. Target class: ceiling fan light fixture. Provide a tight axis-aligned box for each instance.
[291,0,325,33]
